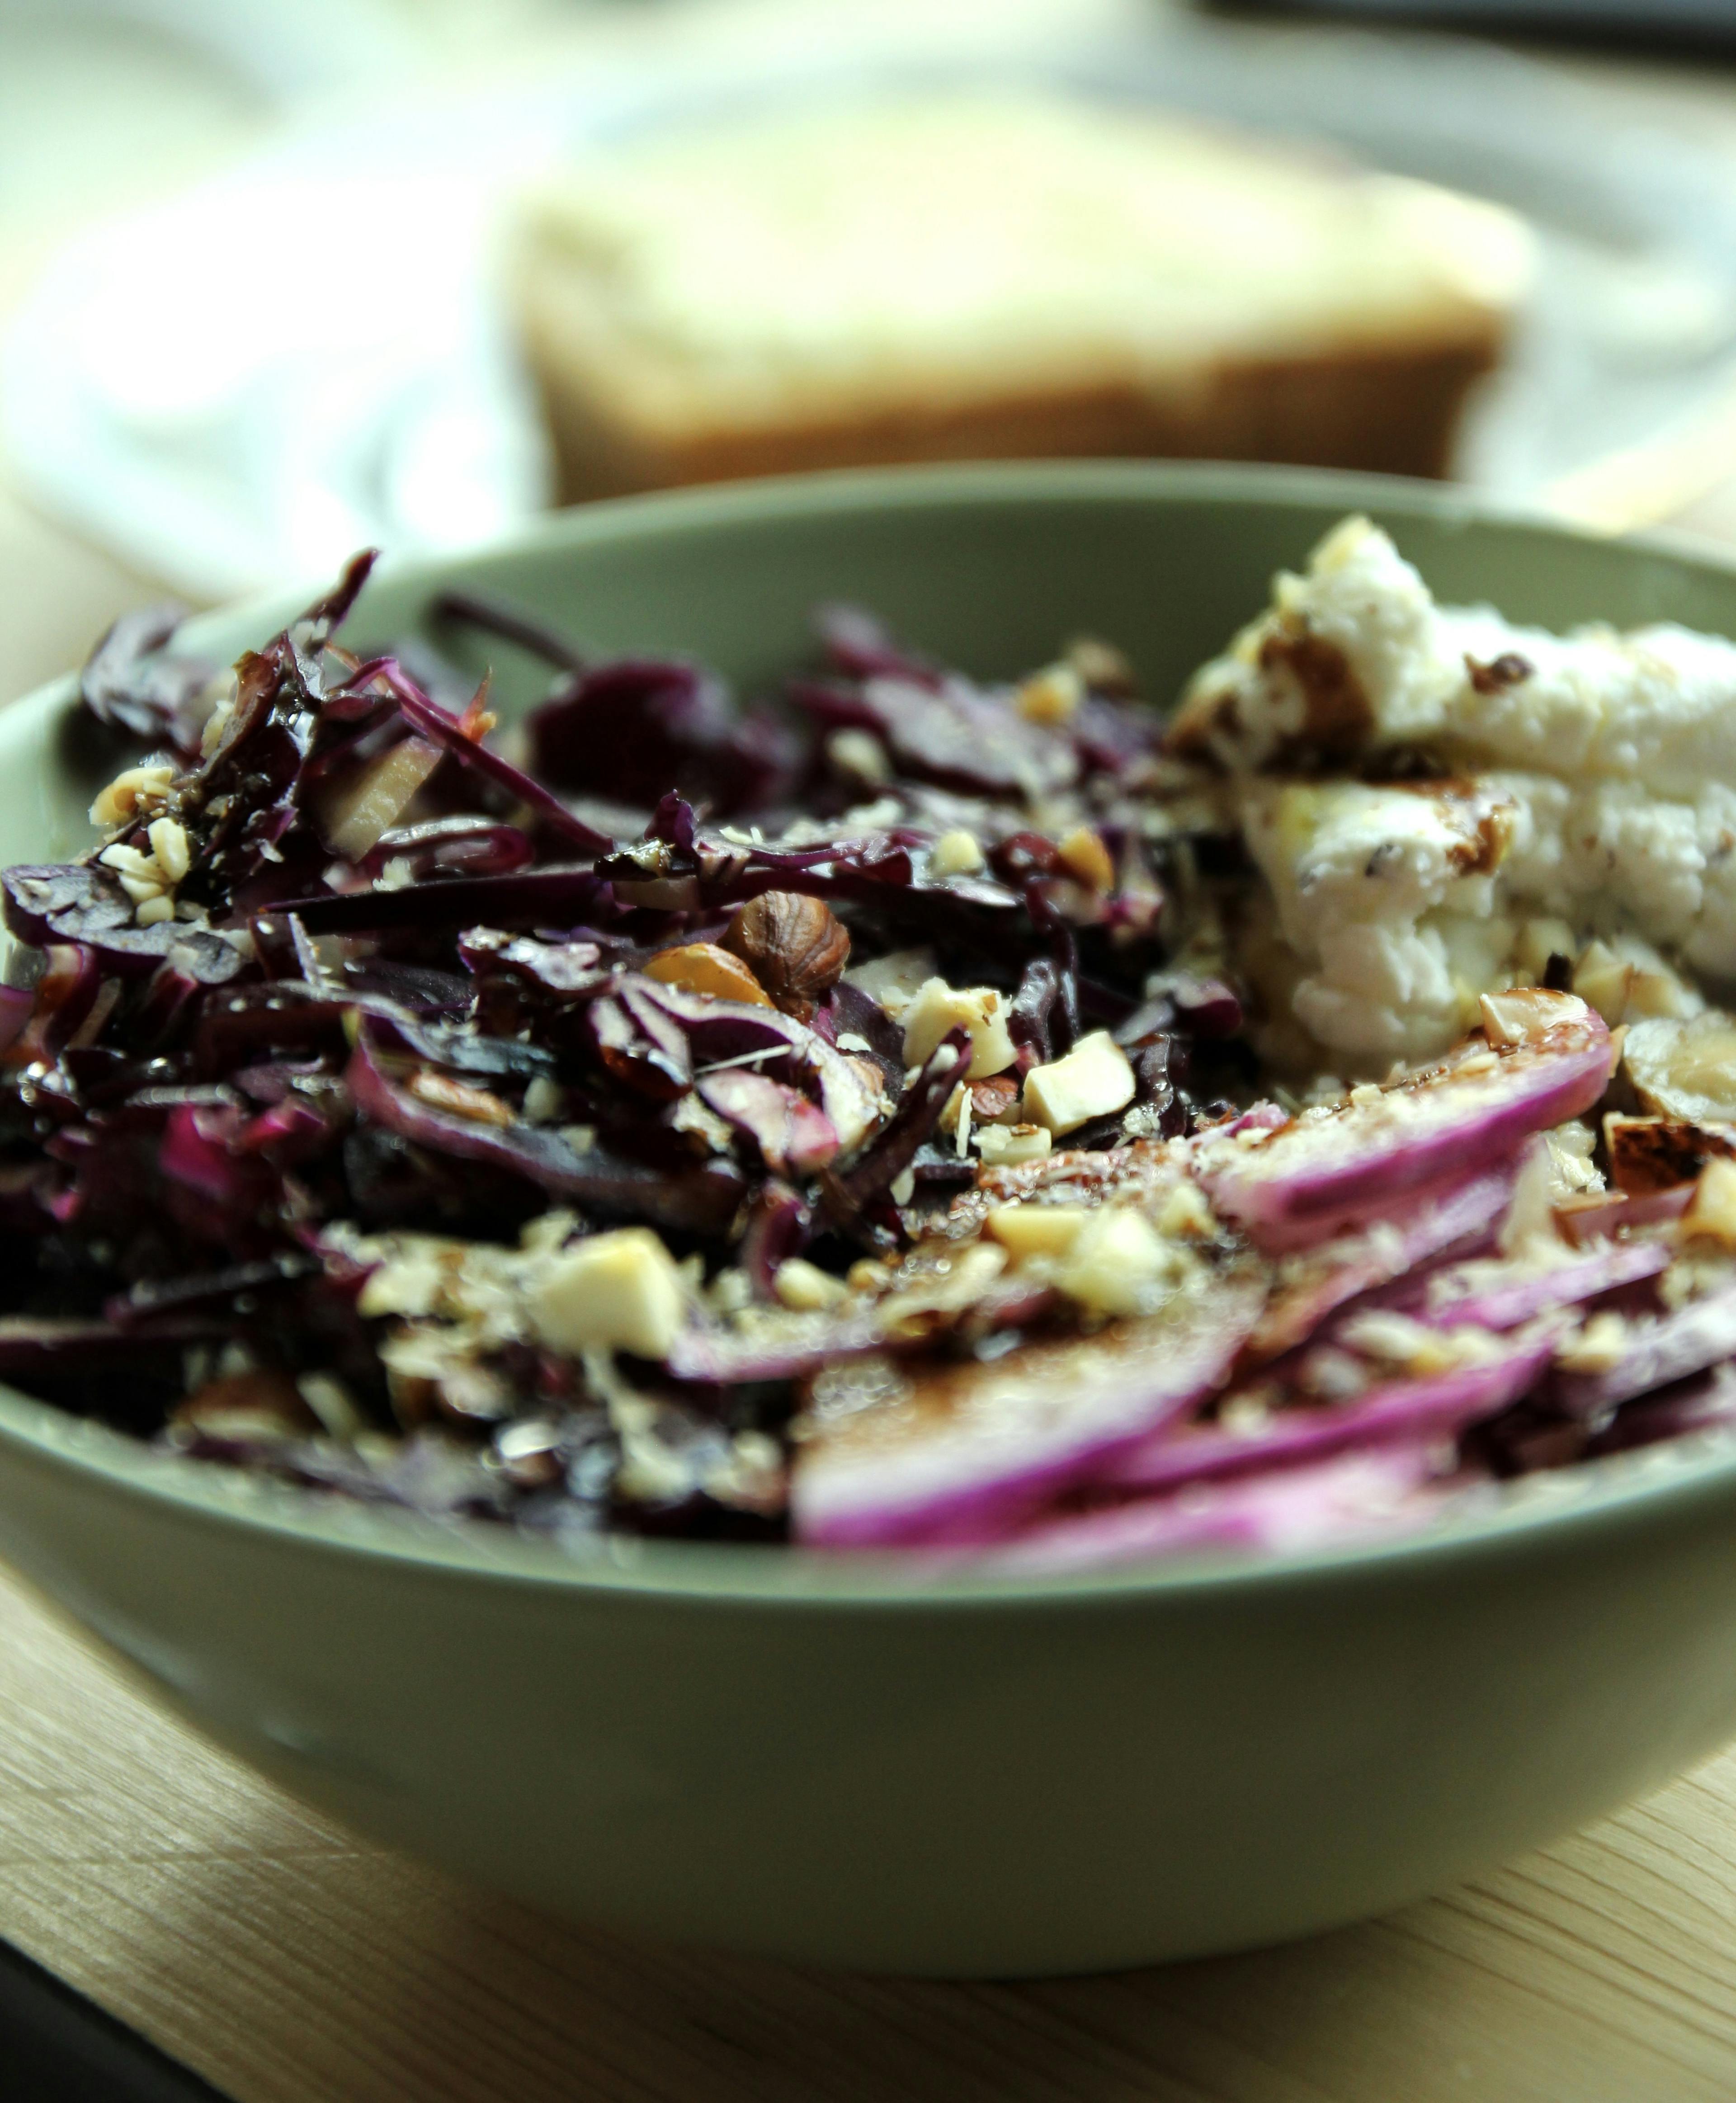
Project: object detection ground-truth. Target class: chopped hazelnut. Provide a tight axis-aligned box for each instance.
[529,1228,685,1359]
[1055,827,1115,893]
[1624,1012,1736,1124]
[1478,988,1591,1047]
[521,1075,564,1125]
[826,728,890,785]
[1058,1210,1183,1317]
[901,977,1016,1078]
[1156,1181,1216,1238]
[1515,917,1577,983]
[320,737,444,862]
[773,1258,849,1311]
[89,763,174,830]
[969,1073,1021,1123]
[147,816,192,884]
[840,946,934,1017]
[1013,663,1083,726]
[1684,1156,1736,1248]
[929,829,986,878]
[985,1202,1090,1261]
[1023,1031,1136,1134]
[974,1122,1052,1167]
[1556,1311,1629,1375]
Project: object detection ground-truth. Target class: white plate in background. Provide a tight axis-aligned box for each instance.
[9,9,1736,600]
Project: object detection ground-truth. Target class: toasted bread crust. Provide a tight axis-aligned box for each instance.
[519,302,1501,503]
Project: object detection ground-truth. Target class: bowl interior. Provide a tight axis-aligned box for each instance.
[8,458,1736,1601]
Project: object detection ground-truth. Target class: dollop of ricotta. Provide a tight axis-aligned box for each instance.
[1180,516,1736,1065]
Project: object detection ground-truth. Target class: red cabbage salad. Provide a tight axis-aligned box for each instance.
[2,544,1734,1570]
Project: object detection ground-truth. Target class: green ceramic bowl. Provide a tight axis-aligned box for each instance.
[3,463,1736,1978]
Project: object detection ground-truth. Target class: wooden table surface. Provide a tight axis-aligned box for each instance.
[3,1556,1735,2103]
[6,9,1736,2098]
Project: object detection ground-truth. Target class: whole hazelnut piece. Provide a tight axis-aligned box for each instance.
[723,891,851,1021]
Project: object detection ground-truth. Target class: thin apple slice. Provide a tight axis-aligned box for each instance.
[790,1262,1268,1548]
[1246,1162,1515,1363]
[1198,1000,1613,1251]
[1417,1239,1669,1332]
[1104,1334,1554,1497]
[990,1448,1446,1575]
[1555,1279,1736,1416]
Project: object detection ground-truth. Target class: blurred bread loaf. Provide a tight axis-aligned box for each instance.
[510,93,1533,502]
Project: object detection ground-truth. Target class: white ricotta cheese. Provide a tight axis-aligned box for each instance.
[1183,517,1736,1064]
[1238,776,1519,1061]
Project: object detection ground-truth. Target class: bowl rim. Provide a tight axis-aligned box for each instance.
[8,453,1736,1609]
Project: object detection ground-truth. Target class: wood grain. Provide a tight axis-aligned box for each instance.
[0,1562,1732,2103]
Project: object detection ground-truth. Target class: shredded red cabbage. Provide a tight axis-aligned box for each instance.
[0,563,1725,1560]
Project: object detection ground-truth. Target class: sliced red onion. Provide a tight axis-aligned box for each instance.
[1106,1334,1553,1497]
[630,976,813,1069]
[80,601,213,755]
[298,547,377,639]
[159,1103,257,1206]
[1007,955,1061,1067]
[813,604,943,687]
[589,986,693,1101]
[790,1263,1268,1547]
[10,943,101,1063]
[1554,1282,1736,1417]
[429,585,587,673]
[668,1305,892,1386]
[668,1269,1057,1388]
[1199,1017,1613,1251]
[817,979,903,1095]
[4,864,245,983]
[108,1254,317,1325]
[626,975,882,1146]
